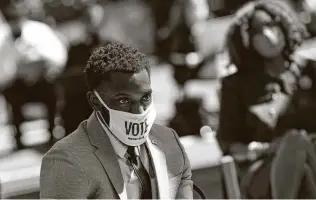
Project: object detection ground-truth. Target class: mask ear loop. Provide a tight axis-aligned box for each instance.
[96,109,108,126]
[96,109,131,146]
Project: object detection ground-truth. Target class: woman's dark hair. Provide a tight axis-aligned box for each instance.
[226,0,309,73]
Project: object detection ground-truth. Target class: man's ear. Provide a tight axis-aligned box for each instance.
[87,91,102,111]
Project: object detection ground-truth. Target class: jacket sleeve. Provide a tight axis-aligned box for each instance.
[217,75,249,153]
[40,148,96,199]
[171,128,194,199]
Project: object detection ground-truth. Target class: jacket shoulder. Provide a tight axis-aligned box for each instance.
[43,123,92,161]
[150,124,183,148]
[152,123,173,132]
[151,123,175,139]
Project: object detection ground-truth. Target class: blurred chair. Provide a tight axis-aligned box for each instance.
[180,131,241,199]
[220,155,241,199]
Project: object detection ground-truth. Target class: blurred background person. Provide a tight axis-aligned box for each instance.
[147,0,176,62]
[51,0,101,136]
[96,0,155,55]
[167,0,210,90]
[217,0,316,198]
[164,0,211,137]
[0,0,67,149]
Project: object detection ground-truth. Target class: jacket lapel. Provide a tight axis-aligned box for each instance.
[146,135,170,199]
[86,112,126,199]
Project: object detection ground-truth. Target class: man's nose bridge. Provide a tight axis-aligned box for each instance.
[131,103,145,114]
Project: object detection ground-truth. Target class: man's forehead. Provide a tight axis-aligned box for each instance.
[101,70,151,92]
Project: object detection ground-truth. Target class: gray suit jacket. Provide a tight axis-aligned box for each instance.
[40,112,193,199]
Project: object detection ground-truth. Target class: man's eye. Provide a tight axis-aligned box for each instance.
[117,98,129,104]
[142,95,151,102]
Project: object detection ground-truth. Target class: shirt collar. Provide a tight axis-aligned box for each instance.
[95,111,127,159]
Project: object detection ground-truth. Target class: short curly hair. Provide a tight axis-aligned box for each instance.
[84,41,150,90]
[226,0,309,72]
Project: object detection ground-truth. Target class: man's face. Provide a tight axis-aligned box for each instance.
[96,69,152,114]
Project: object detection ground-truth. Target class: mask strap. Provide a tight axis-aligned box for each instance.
[93,90,112,111]
[95,110,124,144]
[96,110,108,126]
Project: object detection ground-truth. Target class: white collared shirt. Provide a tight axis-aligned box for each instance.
[96,112,153,199]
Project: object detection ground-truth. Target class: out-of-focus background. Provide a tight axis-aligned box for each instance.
[0,0,315,198]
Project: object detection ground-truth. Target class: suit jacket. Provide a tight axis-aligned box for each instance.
[40,112,193,199]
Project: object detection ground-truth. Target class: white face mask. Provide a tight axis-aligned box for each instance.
[94,90,156,146]
[252,26,285,58]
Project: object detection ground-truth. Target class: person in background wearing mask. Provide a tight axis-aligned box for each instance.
[217,0,316,198]
[40,42,193,199]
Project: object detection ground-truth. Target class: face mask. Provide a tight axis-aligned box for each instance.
[94,90,156,146]
[252,26,286,58]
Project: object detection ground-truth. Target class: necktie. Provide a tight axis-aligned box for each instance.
[127,146,152,199]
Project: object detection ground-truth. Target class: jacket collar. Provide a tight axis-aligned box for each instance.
[86,112,125,198]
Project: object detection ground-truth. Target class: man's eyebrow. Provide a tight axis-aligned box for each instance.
[112,92,130,97]
[144,88,153,95]
[110,88,152,98]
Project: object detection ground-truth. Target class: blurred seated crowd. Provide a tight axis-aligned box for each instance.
[0,0,316,198]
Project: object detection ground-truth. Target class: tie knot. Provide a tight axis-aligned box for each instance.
[127,146,138,165]
[127,146,136,156]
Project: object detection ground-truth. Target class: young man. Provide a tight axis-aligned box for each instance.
[40,42,193,199]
